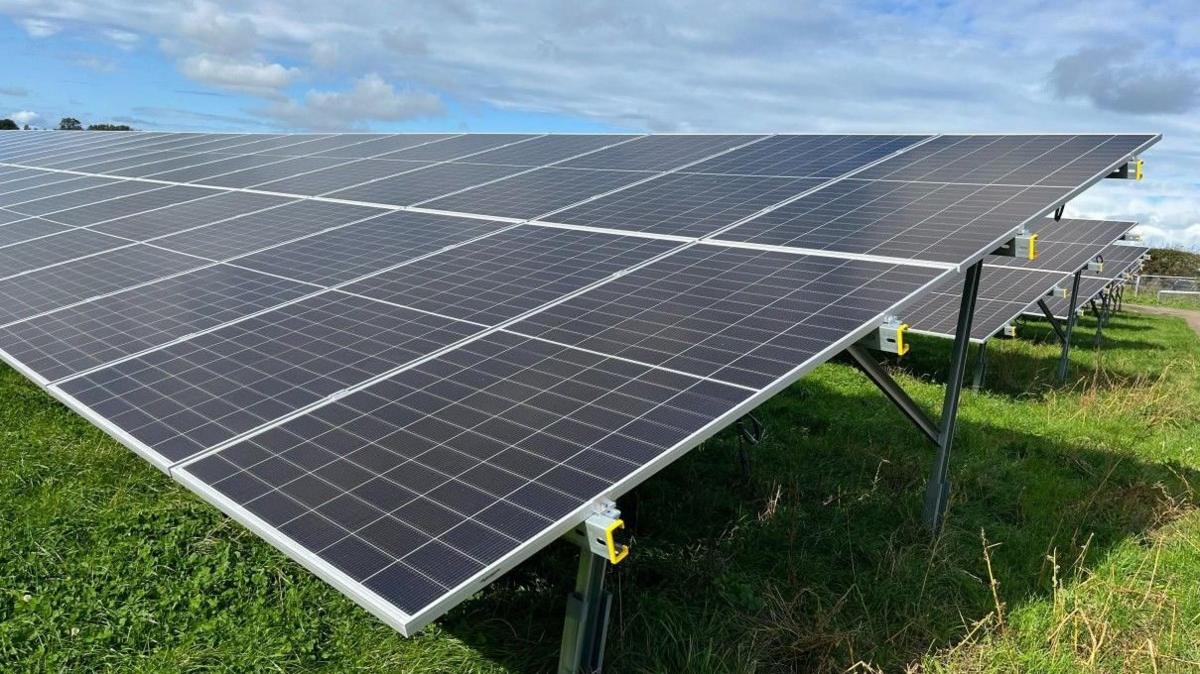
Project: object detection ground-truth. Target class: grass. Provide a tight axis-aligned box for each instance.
[1124,291,1200,311]
[1,309,1198,673]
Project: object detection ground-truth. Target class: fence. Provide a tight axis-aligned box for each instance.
[1132,274,1200,297]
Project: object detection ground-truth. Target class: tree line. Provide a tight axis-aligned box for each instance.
[0,117,133,131]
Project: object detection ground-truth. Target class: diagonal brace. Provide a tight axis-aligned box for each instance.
[1036,299,1066,345]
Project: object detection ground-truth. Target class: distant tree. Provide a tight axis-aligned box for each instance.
[0,119,18,130]
[23,124,30,130]
[1145,247,1200,277]
[87,123,133,131]
[58,117,83,130]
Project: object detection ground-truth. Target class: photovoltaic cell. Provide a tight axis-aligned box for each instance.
[147,154,297,183]
[343,226,679,325]
[558,135,764,171]
[1039,275,1117,319]
[56,291,484,465]
[177,330,752,617]
[0,229,129,277]
[327,163,529,206]
[0,265,313,381]
[0,172,87,195]
[509,244,946,388]
[0,245,207,325]
[547,173,827,237]
[151,200,386,259]
[418,167,654,220]
[682,134,927,178]
[115,152,243,178]
[89,191,294,240]
[232,211,511,286]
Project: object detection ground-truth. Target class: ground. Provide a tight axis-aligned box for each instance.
[1,307,1198,673]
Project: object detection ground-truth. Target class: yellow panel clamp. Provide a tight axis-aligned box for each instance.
[858,316,909,356]
[585,500,629,565]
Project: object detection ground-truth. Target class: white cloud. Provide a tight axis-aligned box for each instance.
[10,111,39,126]
[0,87,30,97]
[178,1,259,55]
[71,55,117,73]
[261,73,443,130]
[178,54,301,96]
[19,18,60,38]
[104,28,141,50]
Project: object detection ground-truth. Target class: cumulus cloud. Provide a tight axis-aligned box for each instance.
[179,54,301,96]
[19,18,60,38]
[9,111,39,126]
[261,73,443,130]
[1049,48,1200,114]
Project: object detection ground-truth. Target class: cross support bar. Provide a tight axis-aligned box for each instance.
[1037,299,1066,344]
[845,343,940,446]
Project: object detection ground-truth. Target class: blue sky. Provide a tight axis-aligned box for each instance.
[0,1,1197,247]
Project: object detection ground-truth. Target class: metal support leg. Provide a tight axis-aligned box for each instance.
[1037,299,1066,344]
[558,540,613,674]
[922,261,982,531]
[1094,291,1112,347]
[1056,270,1083,384]
[971,340,988,392]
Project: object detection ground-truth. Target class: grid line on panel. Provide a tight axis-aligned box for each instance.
[55,292,486,464]
[89,191,296,240]
[418,167,656,221]
[0,228,131,278]
[0,218,72,248]
[40,133,223,171]
[35,185,219,228]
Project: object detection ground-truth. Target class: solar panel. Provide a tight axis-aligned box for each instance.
[195,157,351,189]
[250,159,433,197]
[0,228,128,277]
[543,173,828,237]
[418,167,654,220]
[0,265,313,382]
[0,217,72,247]
[38,185,214,227]
[507,244,947,388]
[558,135,764,171]
[88,191,293,240]
[341,226,680,325]
[0,244,207,325]
[326,163,529,206]
[231,211,512,286]
[375,134,537,162]
[1036,244,1149,319]
[0,131,1158,644]
[905,267,1069,340]
[990,218,1135,272]
[682,134,927,178]
[7,180,164,216]
[715,134,1158,266]
[54,291,484,467]
[175,330,754,626]
[150,200,387,260]
[311,134,456,159]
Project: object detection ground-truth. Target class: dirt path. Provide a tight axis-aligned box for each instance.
[1126,304,1200,339]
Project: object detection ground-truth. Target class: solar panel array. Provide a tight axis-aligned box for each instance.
[905,218,1138,340]
[0,130,1157,635]
[1037,243,1150,319]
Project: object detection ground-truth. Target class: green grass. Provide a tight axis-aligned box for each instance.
[1124,291,1200,311]
[2,310,1198,673]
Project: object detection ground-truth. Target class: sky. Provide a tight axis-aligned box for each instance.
[0,1,1197,248]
